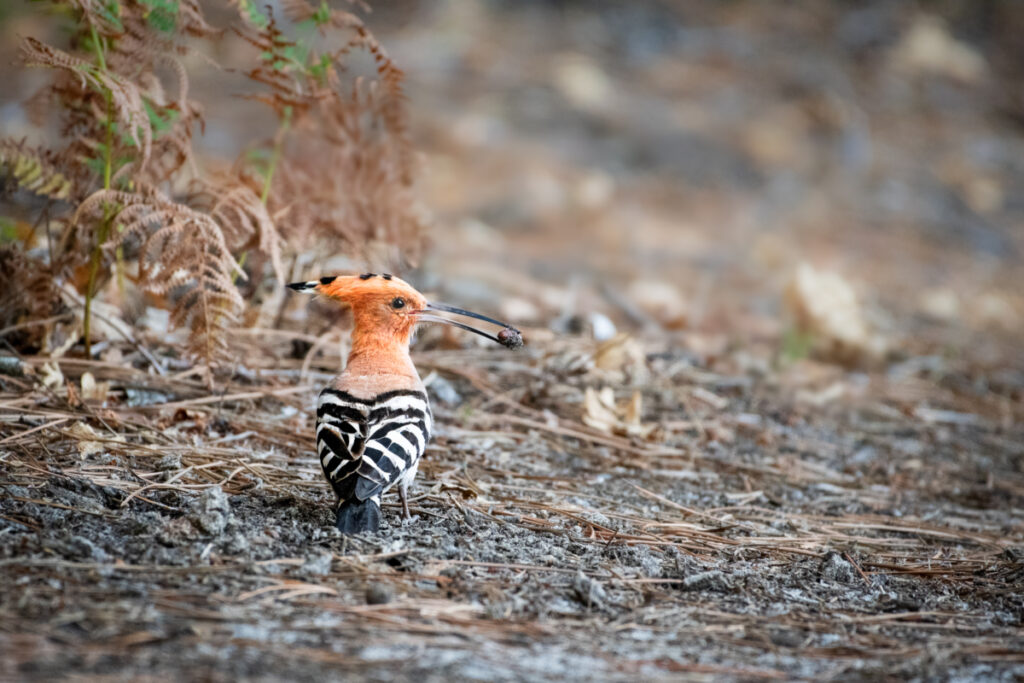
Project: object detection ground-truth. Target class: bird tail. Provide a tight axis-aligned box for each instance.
[335,498,381,534]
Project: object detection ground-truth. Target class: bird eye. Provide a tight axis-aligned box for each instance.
[391,297,406,310]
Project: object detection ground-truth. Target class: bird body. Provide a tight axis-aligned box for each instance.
[289,272,521,534]
[316,385,431,533]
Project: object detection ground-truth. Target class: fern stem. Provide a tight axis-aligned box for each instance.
[260,106,291,204]
[83,23,114,359]
[234,107,291,285]
[89,23,107,73]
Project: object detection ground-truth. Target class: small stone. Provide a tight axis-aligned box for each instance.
[0,356,28,377]
[427,375,462,407]
[439,566,461,580]
[221,531,250,555]
[499,297,540,323]
[156,454,182,472]
[681,570,730,592]
[124,388,171,407]
[68,536,109,562]
[589,313,618,342]
[365,583,393,605]
[553,53,613,112]
[890,15,987,83]
[303,551,334,576]
[188,486,232,537]
[572,571,606,608]
[820,551,857,584]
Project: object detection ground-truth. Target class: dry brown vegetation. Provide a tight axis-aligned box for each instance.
[1,0,423,367]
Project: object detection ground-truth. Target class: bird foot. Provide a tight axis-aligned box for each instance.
[398,487,413,521]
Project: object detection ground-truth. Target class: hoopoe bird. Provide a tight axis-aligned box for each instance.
[288,273,522,533]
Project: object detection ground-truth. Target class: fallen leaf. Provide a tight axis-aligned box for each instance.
[81,371,110,403]
[583,386,655,438]
[67,421,125,457]
[784,263,886,364]
[795,381,847,406]
[690,387,728,411]
[39,362,63,390]
[583,386,618,434]
[891,15,987,83]
[593,333,646,381]
[67,422,105,457]
[626,279,688,329]
[65,378,81,408]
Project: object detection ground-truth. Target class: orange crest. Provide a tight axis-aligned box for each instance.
[311,273,426,345]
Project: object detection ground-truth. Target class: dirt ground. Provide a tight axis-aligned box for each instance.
[2,1,1024,681]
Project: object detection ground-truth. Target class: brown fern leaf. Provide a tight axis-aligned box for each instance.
[75,187,245,364]
[281,0,364,29]
[112,54,204,187]
[267,83,428,267]
[21,37,153,171]
[192,178,285,284]
[280,0,409,156]
[232,7,329,119]
[0,140,78,202]
[27,27,203,188]
[235,1,424,266]
[176,0,221,38]
[64,0,124,36]
[0,246,66,351]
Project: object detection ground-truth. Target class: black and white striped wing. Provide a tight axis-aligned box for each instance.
[316,389,368,499]
[316,389,432,506]
[354,391,432,502]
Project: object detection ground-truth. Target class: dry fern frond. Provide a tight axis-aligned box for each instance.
[192,178,285,284]
[115,55,204,186]
[0,246,66,351]
[281,0,365,30]
[0,140,77,202]
[175,0,221,38]
[21,37,153,170]
[23,16,205,188]
[74,187,245,364]
[232,6,329,119]
[266,77,427,265]
[234,0,425,266]
[340,15,413,182]
[86,2,210,185]
[62,0,122,34]
[280,0,411,164]
[70,0,218,43]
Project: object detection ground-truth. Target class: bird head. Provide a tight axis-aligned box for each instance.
[288,273,523,349]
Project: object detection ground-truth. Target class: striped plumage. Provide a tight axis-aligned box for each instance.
[316,388,432,530]
[288,271,521,534]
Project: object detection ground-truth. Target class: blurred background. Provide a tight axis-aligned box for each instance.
[3,0,1022,368]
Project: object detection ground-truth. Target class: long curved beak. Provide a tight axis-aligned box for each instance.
[414,302,523,349]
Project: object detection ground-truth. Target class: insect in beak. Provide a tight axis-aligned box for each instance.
[414,302,523,349]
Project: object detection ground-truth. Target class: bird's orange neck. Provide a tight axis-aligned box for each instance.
[336,318,421,396]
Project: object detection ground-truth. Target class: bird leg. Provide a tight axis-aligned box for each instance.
[399,485,412,521]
